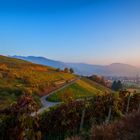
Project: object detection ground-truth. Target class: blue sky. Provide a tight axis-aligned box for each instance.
[0,0,140,66]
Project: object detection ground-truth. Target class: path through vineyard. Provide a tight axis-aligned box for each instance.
[34,77,81,115]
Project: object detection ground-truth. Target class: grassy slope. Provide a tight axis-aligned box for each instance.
[0,55,76,109]
[47,77,112,102]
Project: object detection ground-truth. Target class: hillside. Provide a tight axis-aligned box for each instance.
[0,55,76,109]
[47,77,112,102]
[0,55,112,109]
[12,55,140,76]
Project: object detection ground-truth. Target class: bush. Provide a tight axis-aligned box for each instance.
[90,111,140,140]
[0,94,41,140]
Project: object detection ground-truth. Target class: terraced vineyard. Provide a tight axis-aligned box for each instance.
[0,55,76,109]
[47,77,112,102]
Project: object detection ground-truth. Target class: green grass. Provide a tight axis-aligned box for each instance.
[47,78,112,102]
[81,77,112,92]
[0,90,17,109]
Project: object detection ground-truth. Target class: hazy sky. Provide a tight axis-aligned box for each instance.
[0,0,140,66]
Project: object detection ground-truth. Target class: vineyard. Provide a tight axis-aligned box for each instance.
[0,56,140,140]
[47,78,111,102]
[0,90,140,140]
[0,55,76,109]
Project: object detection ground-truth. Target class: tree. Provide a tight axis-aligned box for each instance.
[90,75,99,81]
[56,68,60,72]
[117,80,123,91]
[111,81,117,91]
[89,75,106,86]
[69,68,74,74]
[111,80,123,91]
[64,67,69,73]
[100,76,106,86]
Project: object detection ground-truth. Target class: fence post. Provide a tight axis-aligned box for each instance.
[79,99,86,132]
[126,93,131,114]
[80,108,86,132]
[106,105,112,123]
[138,100,140,112]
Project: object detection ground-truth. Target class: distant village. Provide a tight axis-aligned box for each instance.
[106,75,140,84]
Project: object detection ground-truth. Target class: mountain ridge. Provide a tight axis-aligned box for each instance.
[12,55,140,77]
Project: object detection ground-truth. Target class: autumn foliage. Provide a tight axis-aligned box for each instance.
[1,90,140,140]
[0,94,41,140]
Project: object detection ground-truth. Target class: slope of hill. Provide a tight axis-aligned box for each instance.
[12,55,140,76]
[0,55,76,109]
[47,77,111,102]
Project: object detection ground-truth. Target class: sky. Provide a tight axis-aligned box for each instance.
[0,0,140,66]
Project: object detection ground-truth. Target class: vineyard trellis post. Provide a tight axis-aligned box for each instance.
[105,95,113,123]
[138,100,140,112]
[106,105,112,123]
[126,92,131,113]
[79,98,86,132]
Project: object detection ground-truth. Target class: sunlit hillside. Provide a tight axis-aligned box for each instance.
[0,55,76,109]
[47,77,112,102]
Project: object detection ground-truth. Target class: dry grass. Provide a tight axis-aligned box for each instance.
[66,111,140,140]
[91,111,140,140]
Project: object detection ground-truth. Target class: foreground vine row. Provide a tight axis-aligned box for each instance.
[0,91,140,140]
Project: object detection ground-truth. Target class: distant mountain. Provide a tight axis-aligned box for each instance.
[12,56,140,77]
[12,55,66,68]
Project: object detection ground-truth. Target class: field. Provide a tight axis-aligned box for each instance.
[0,55,76,109]
[47,78,112,102]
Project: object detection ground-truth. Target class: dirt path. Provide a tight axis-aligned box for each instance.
[33,77,80,115]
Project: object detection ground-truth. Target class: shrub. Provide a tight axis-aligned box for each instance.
[90,111,140,140]
[0,94,41,140]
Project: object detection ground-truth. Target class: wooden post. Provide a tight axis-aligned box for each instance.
[106,105,112,123]
[80,107,86,132]
[80,98,87,132]
[126,93,131,113]
[138,100,140,112]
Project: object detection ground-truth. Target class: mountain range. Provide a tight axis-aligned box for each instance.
[12,55,140,77]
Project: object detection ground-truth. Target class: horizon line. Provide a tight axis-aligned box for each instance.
[5,54,140,68]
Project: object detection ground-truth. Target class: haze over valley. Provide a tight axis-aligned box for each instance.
[12,55,140,77]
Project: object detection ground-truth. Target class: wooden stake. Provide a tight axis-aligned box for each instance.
[126,93,131,113]
[106,105,112,123]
